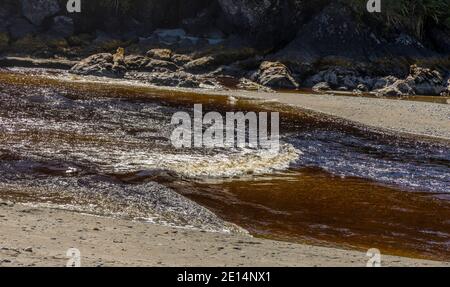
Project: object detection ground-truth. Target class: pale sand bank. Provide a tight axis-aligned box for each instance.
[1,202,448,267]
[199,89,450,141]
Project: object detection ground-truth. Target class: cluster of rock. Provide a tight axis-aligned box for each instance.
[2,0,449,96]
[70,47,450,96]
[70,47,301,91]
[306,66,450,96]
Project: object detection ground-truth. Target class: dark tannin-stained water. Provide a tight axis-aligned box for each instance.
[1,69,449,261]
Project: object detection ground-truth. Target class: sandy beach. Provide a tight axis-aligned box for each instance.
[1,200,449,267]
[193,88,450,141]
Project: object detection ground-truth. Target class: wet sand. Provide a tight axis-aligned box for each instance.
[197,89,450,141]
[1,201,448,267]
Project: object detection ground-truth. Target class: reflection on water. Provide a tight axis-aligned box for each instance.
[171,169,450,260]
[0,69,449,260]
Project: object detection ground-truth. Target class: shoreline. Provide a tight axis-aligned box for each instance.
[1,201,449,267]
[3,65,449,142]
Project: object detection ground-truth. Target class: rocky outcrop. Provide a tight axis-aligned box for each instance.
[407,65,447,95]
[305,67,374,91]
[125,70,221,89]
[251,61,299,89]
[375,79,415,97]
[217,0,304,48]
[70,51,126,78]
[184,56,218,73]
[312,82,331,92]
[146,49,173,61]
[374,66,447,96]
[20,0,60,26]
[237,78,274,92]
[274,2,439,67]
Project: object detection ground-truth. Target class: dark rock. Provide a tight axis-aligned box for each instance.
[375,79,415,97]
[275,2,380,65]
[184,56,217,73]
[70,52,126,78]
[124,55,150,70]
[274,2,437,68]
[356,83,369,92]
[312,82,331,92]
[125,70,221,89]
[252,61,299,89]
[372,76,398,90]
[143,59,179,73]
[407,65,447,95]
[171,54,193,66]
[376,77,415,97]
[20,0,60,26]
[237,78,274,92]
[429,28,450,54]
[146,48,173,61]
[90,31,125,53]
[305,67,373,90]
[216,0,304,48]
[443,78,450,96]
[182,5,218,37]
[8,17,36,39]
[374,65,447,97]
[48,16,74,39]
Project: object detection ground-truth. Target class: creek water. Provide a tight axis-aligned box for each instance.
[0,70,449,260]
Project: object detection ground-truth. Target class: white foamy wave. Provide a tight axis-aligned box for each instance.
[111,144,302,178]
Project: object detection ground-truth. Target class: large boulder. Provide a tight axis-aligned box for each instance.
[406,65,447,95]
[70,51,127,78]
[374,66,447,96]
[20,0,60,26]
[375,79,415,97]
[216,0,304,49]
[304,67,374,90]
[252,61,299,89]
[146,48,173,61]
[184,56,218,73]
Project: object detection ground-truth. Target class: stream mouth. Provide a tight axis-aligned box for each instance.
[0,69,449,261]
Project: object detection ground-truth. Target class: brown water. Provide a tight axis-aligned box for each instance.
[170,170,450,260]
[0,69,449,261]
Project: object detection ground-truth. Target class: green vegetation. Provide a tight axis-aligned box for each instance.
[348,0,450,38]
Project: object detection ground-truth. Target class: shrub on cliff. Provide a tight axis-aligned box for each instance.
[348,0,450,38]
